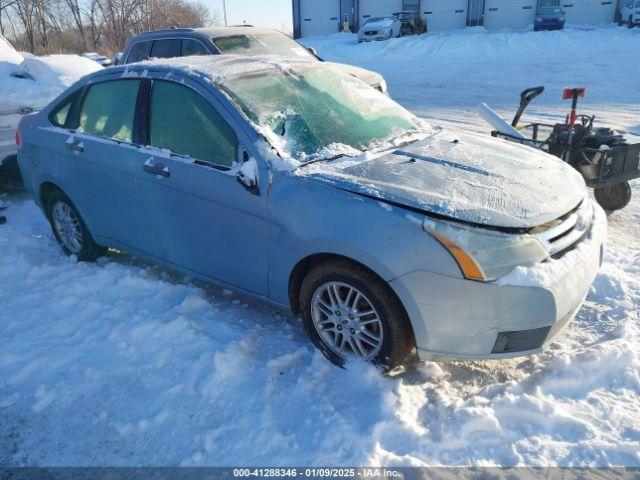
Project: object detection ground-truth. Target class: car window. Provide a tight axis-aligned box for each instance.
[181,38,209,57]
[212,34,314,59]
[127,41,152,63]
[636,0,640,7]
[149,81,237,168]
[50,99,73,127]
[151,39,178,59]
[79,80,140,142]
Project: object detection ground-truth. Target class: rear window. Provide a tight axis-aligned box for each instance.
[49,91,80,128]
[127,41,152,63]
[151,39,178,59]
[79,80,140,142]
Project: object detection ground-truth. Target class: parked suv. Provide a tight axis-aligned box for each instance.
[620,0,640,27]
[121,26,388,93]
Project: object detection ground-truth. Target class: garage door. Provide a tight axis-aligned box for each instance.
[561,0,616,24]
[359,0,403,26]
[301,0,340,37]
[421,0,468,31]
[483,0,536,29]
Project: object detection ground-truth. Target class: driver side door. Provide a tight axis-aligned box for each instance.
[132,78,270,296]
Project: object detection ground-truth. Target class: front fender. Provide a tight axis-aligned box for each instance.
[267,171,462,306]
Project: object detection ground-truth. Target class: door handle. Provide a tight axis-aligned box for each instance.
[65,140,84,153]
[143,159,170,178]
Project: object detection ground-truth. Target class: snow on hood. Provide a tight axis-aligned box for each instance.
[300,130,587,229]
[324,61,383,87]
[0,52,101,112]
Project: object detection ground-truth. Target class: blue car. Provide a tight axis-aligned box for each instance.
[16,56,605,369]
[534,6,566,31]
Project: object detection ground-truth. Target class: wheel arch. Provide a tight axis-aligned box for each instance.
[39,181,64,213]
[288,252,409,322]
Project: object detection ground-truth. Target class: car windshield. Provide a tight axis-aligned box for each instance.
[541,7,563,14]
[212,34,315,59]
[221,64,424,162]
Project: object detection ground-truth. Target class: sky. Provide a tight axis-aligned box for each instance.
[208,0,293,34]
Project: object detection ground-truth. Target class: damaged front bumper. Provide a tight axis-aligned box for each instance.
[390,203,607,361]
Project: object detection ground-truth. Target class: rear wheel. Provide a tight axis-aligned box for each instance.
[46,190,105,261]
[594,182,632,211]
[299,260,414,370]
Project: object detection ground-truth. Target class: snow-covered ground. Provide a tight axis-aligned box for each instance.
[1,26,639,467]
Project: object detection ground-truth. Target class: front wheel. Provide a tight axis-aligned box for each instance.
[47,190,105,261]
[299,260,414,370]
[594,182,632,211]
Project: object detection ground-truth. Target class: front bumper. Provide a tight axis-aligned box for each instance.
[390,204,606,361]
[534,20,565,30]
[358,32,392,42]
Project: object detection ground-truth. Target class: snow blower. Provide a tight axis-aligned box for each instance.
[477,86,640,211]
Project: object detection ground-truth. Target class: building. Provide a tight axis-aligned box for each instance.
[292,0,620,38]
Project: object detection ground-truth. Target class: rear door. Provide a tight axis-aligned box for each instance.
[49,78,141,248]
[131,78,270,295]
[150,39,180,59]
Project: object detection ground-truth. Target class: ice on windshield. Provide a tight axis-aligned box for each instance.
[212,34,314,59]
[221,64,422,162]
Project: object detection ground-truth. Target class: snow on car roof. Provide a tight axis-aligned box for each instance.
[120,54,320,84]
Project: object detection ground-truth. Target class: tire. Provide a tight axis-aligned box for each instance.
[46,189,105,261]
[594,182,632,211]
[299,259,414,370]
[629,16,634,28]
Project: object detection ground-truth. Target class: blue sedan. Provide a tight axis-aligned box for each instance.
[16,56,604,369]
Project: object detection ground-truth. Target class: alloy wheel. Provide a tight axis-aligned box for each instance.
[51,200,83,253]
[310,281,383,361]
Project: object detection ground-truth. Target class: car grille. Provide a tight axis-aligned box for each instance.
[364,31,378,36]
[530,201,593,258]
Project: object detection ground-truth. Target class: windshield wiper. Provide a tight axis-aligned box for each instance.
[294,153,351,171]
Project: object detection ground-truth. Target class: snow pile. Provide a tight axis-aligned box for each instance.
[1,41,101,111]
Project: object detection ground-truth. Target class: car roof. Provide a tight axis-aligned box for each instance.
[92,54,319,86]
[133,26,284,40]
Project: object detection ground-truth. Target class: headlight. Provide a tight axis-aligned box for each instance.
[559,16,565,21]
[423,218,549,281]
[537,16,544,22]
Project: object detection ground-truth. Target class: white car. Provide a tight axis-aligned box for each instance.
[358,16,402,43]
[0,34,101,189]
[620,0,640,27]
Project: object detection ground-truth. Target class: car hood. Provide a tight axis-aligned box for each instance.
[301,130,587,229]
[325,62,383,88]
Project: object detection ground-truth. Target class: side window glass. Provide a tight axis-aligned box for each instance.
[79,80,140,142]
[149,81,237,168]
[127,41,152,63]
[181,39,209,57]
[150,39,178,59]
[49,90,79,127]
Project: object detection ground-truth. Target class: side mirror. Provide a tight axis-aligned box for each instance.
[235,148,260,196]
[307,47,321,60]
